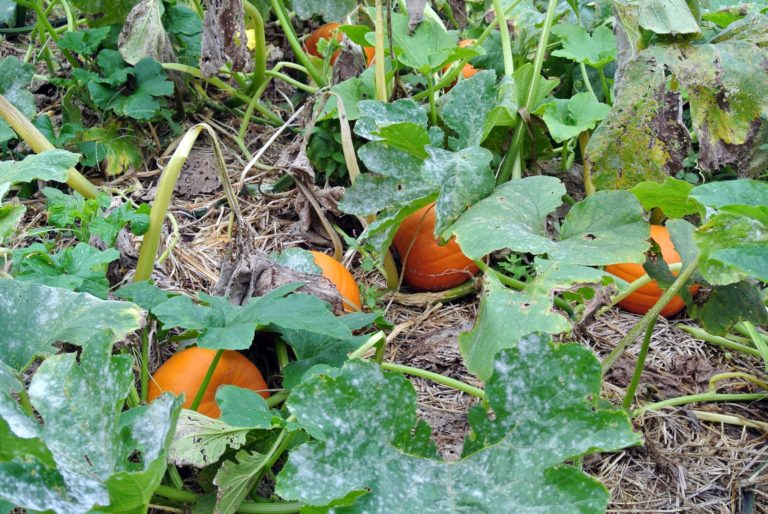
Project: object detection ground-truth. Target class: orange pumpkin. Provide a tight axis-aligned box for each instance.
[311,250,362,311]
[442,39,479,87]
[304,23,343,63]
[392,204,479,291]
[148,347,269,418]
[605,225,700,317]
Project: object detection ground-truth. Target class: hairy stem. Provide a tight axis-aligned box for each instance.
[622,316,656,409]
[635,392,768,417]
[677,325,762,359]
[382,362,486,399]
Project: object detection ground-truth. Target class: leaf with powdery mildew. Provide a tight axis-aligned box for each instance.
[276,334,640,512]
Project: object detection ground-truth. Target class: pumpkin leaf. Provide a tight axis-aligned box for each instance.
[276,335,640,511]
[0,150,81,196]
[439,70,497,150]
[151,288,352,350]
[167,410,256,468]
[690,178,768,226]
[353,99,429,141]
[0,331,182,514]
[460,260,608,380]
[451,176,650,265]
[216,386,276,429]
[0,57,36,144]
[0,280,142,372]
[534,93,611,143]
[551,24,617,68]
[114,280,177,311]
[691,280,768,335]
[0,203,24,242]
[269,248,322,275]
[630,178,699,219]
[292,0,356,21]
[281,329,370,389]
[638,0,701,35]
[213,450,268,514]
[389,12,459,74]
[694,213,768,285]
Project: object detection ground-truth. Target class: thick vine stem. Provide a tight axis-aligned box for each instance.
[622,316,657,409]
[0,95,98,198]
[602,255,700,372]
[152,485,303,513]
[677,325,762,358]
[382,362,486,399]
[708,372,768,393]
[491,0,514,77]
[243,1,266,91]
[373,0,387,101]
[270,0,325,86]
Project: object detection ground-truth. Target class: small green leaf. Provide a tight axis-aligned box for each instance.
[216,386,275,428]
[551,25,617,69]
[168,410,253,468]
[630,178,699,219]
[280,329,369,389]
[354,99,429,141]
[58,27,111,55]
[638,0,701,35]
[390,12,459,73]
[0,203,24,242]
[0,280,142,372]
[113,281,176,311]
[276,336,640,512]
[213,450,268,514]
[534,93,611,143]
[691,281,768,335]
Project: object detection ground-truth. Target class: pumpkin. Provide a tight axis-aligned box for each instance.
[304,23,343,64]
[605,225,700,317]
[311,250,362,311]
[391,204,479,291]
[442,39,479,86]
[147,347,269,419]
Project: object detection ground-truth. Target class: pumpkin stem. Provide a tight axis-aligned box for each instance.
[190,349,224,412]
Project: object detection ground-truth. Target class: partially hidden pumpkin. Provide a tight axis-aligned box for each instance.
[442,39,479,87]
[311,250,362,311]
[392,204,479,291]
[605,225,700,317]
[147,347,269,419]
[303,23,374,67]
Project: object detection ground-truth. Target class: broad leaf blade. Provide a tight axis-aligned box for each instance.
[0,280,142,371]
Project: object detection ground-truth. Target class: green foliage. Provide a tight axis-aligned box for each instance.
[534,93,611,143]
[451,176,650,264]
[68,0,138,26]
[638,0,701,35]
[0,57,35,144]
[0,331,181,514]
[630,177,699,219]
[551,24,616,69]
[11,242,119,299]
[58,26,112,55]
[292,0,357,21]
[276,335,640,512]
[165,4,203,66]
[0,151,80,200]
[0,280,141,371]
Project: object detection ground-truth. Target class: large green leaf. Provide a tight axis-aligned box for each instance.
[638,0,701,35]
[0,150,80,196]
[630,178,699,219]
[389,12,460,74]
[690,178,768,225]
[0,57,35,143]
[451,176,649,264]
[695,213,768,285]
[213,450,268,514]
[276,335,640,512]
[439,70,497,150]
[551,24,617,68]
[460,260,608,380]
[0,280,142,372]
[0,332,182,514]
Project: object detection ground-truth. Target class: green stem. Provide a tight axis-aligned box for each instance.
[270,0,325,86]
[348,331,386,360]
[276,339,290,370]
[578,131,594,196]
[677,325,762,358]
[634,392,768,417]
[579,62,596,98]
[127,384,141,408]
[602,255,700,372]
[166,465,185,490]
[265,390,289,408]
[426,74,437,125]
[373,0,387,101]
[243,1,266,92]
[154,485,198,503]
[599,262,683,317]
[22,0,78,68]
[622,316,656,409]
[499,0,559,183]
[708,372,768,392]
[492,0,514,77]
[265,70,318,93]
[382,362,486,399]
[742,321,768,371]
[190,349,224,412]
[153,484,303,513]
[597,67,612,105]
[474,259,575,318]
[140,326,150,403]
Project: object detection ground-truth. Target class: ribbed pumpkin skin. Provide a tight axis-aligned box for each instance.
[311,251,362,311]
[605,225,699,317]
[304,23,343,64]
[392,204,479,291]
[147,348,269,419]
